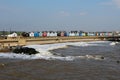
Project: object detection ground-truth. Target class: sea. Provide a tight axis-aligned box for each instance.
[0,41,120,80]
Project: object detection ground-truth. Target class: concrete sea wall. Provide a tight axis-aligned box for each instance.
[0,36,102,49]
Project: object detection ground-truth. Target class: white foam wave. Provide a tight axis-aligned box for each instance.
[0,53,33,59]
[110,42,120,46]
[0,41,108,61]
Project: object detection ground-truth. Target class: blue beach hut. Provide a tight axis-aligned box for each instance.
[64,31,68,36]
[34,32,39,37]
[79,32,82,36]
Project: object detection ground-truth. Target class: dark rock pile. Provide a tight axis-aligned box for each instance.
[13,47,39,55]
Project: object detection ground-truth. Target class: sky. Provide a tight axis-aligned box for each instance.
[0,0,120,32]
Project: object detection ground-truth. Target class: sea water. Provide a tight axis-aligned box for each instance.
[0,41,120,80]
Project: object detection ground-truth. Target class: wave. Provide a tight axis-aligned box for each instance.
[109,42,120,46]
[0,41,109,61]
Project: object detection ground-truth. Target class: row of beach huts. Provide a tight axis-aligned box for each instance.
[7,31,120,38]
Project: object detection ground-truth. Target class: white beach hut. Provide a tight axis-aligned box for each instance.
[7,32,18,38]
[29,32,34,37]
[47,32,50,37]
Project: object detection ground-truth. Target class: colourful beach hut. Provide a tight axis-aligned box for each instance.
[79,32,82,36]
[64,31,68,36]
[34,32,39,37]
[61,32,65,37]
[108,32,113,36]
[21,32,29,37]
[57,31,61,36]
[39,32,42,37]
[42,31,47,37]
[95,32,100,36]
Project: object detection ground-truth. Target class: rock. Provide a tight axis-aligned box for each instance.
[101,56,104,59]
[116,60,120,64]
[0,63,5,68]
[12,47,39,55]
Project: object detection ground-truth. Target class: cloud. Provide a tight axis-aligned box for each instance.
[79,12,87,16]
[59,11,70,16]
[112,0,120,8]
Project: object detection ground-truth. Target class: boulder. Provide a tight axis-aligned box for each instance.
[13,47,39,55]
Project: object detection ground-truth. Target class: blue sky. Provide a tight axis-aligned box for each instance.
[0,0,120,31]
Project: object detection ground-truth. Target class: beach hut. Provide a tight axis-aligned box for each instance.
[7,32,18,38]
[81,32,85,36]
[81,32,88,36]
[47,32,50,37]
[68,32,72,36]
[50,32,53,37]
[100,32,104,36]
[57,31,61,36]
[29,32,34,37]
[34,32,39,37]
[54,32,57,36]
[79,32,82,36]
[75,32,79,36]
[64,31,68,36]
[67,32,69,36]
[88,32,95,36]
[95,32,100,36]
[39,32,42,37]
[49,31,55,37]
[21,32,29,37]
[105,32,108,36]
[69,31,75,36]
[108,32,113,36]
[42,31,47,37]
[61,32,64,37]
[68,32,71,36]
